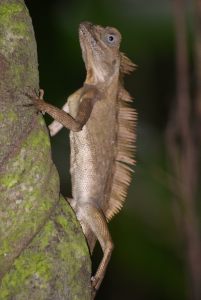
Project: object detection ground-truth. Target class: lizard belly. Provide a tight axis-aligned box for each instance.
[70,118,116,208]
[70,127,100,203]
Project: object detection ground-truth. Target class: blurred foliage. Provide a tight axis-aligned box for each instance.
[24,0,196,299]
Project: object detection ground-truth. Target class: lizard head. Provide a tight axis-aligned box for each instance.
[79,21,122,84]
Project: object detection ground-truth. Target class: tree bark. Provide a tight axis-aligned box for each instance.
[0,0,91,299]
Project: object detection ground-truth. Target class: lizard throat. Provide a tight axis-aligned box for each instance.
[85,64,119,86]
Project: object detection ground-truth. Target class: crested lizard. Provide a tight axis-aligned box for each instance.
[33,21,136,295]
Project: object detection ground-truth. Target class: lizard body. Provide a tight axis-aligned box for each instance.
[33,22,136,295]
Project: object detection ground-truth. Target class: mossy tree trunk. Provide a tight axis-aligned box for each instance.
[0,0,91,299]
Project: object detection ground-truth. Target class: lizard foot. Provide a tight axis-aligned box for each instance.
[91,275,101,292]
[32,89,46,112]
[25,89,46,113]
[91,276,98,300]
[28,89,46,114]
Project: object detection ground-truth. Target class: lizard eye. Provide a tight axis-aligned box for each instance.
[108,35,114,42]
[105,33,116,45]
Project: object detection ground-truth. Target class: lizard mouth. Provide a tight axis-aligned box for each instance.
[79,21,98,60]
[79,21,98,46]
[78,21,109,83]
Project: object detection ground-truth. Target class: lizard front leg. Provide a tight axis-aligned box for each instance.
[32,88,99,132]
[48,88,84,136]
[48,101,70,136]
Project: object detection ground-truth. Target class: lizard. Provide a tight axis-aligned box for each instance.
[32,21,136,294]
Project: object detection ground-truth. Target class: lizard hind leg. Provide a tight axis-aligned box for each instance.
[77,203,114,292]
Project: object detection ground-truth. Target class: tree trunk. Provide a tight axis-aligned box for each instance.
[0,0,91,299]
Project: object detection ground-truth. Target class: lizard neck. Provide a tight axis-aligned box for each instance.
[84,69,120,93]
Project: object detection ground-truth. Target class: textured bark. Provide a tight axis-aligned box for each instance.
[0,0,91,299]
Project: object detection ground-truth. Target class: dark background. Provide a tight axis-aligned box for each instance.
[25,1,195,299]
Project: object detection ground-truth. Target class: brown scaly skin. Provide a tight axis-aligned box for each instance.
[32,22,136,298]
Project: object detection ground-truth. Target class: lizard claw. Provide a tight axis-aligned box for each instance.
[91,275,103,300]
[33,89,46,114]
[25,89,46,113]
[38,89,44,99]
[91,277,97,300]
[91,275,100,291]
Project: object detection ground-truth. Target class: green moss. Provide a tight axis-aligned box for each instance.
[12,20,27,36]
[40,198,53,211]
[15,252,52,281]
[0,3,23,16]
[0,196,91,299]
[0,3,27,35]
[57,237,90,299]
[58,240,83,262]
[30,130,50,149]
[0,251,52,298]
[56,215,69,230]
[7,111,18,122]
[39,221,56,250]
[0,240,11,258]
[0,128,50,189]
[39,117,46,127]
[0,173,19,188]
[0,2,29,59]
[0,122,59,277]
[56,201,89,260]
[0,0,39,90]
[0,111,15,123]
[1,127,49,179]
